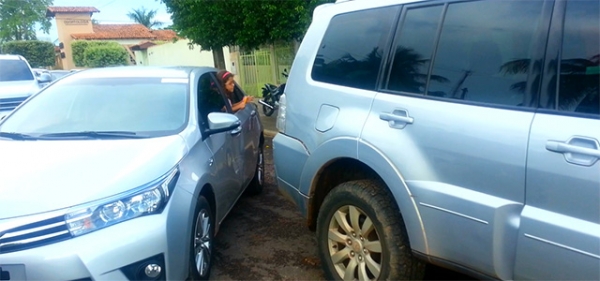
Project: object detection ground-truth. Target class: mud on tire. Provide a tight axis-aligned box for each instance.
[316,179,426,280]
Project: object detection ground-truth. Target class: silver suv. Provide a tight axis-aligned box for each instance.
[272,0,599,280]
[0,55,52,119]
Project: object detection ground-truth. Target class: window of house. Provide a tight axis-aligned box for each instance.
[311,6,399,90]
[386,5,444,94]
[557,0,599,116]
[426,0,545,107]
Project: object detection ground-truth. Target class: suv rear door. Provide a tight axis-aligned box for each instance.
[514,0,600,279]
[359,0,552,277]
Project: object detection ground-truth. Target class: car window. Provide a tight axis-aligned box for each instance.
[0,60,34,82]
[198,72,227,128]
[50,71,70,80]
[557,0,599,116]
[426,0,545,107]
[0,77,189,136]
[311,6,399,90]
[386,5,444,94]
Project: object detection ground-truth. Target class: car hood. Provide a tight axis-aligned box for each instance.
[0,80,38,98]
[0,135,188,219]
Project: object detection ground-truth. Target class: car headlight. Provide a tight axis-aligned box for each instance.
[65,167,180,237]
[276,93,286,133]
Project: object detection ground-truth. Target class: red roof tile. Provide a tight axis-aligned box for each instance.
[150,30,179,41]
[47,6,99,17]
[130,41,157,51]
[71,24,156,40]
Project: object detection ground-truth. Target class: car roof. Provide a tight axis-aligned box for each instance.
[71,65,218,79]
[0,54,26,61]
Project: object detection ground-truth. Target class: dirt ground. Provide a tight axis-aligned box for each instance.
[209,136,475,280]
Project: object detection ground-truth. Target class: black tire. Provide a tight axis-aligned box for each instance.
[262,95,275,117]
[245,141,264,196]
[316,179,426,281]
[188,196,214,281]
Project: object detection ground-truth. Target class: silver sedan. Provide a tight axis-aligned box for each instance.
[0,66,264,281]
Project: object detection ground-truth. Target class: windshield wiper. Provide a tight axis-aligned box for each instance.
[39,131,148,139]
[0,132,38,140]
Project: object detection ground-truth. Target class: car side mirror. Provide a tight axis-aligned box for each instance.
[37,73,52,83]
[205,112,240,136]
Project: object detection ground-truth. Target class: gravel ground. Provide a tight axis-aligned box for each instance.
[209,136,475,280]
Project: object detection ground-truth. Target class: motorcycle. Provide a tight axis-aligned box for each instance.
[259,69,288,117]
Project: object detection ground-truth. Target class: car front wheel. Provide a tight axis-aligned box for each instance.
[316,180,426,281]
[189,196,214,281]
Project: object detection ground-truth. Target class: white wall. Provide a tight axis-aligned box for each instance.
[138,39,232,72]
[145,39,210,67]
[112,39,148,45]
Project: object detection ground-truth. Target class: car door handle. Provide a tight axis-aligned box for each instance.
[380,110,414,129]
[546,141,600,157]
[546,138,600,166]
[230,126,242,136]
[380,113,414,123]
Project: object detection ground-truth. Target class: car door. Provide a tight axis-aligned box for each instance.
[210,73,248,196]
[359,0,551,277]
[232,83,259,186]
[197,72,245,217]
[514,1,600,279]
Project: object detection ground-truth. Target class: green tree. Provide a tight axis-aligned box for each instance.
[127,7,163,29]
[161,0,333,69]
[83,45,129,68]
[0,0,53,42]
[1,40,55,67]
[72,41,122,67]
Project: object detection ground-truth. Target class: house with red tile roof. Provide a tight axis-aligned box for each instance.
[47,6,179,69]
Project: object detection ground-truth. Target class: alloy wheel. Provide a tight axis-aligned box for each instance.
[194,209,211,277]
[327,205,382,281]
[257,147,264,186]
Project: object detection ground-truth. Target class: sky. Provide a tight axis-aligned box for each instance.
[36,0,173,43]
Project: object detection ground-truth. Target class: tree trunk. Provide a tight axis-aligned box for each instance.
[212,47,227,70]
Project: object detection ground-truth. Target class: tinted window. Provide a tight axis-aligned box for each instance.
[0,77,189,136]
[0,60,34,82]
[198,73,228,129]
[427,0,545,106]
[558,0,599,115]
[387,5,443,94]
[50,71,71,80]
[311,6,399,90]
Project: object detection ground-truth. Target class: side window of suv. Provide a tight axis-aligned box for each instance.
[386,5,444,94]
[311,6,399,91]
[557,0,599,116]
[425,0,545,106]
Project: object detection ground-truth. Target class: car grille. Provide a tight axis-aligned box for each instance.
[0,216,72,254]
[0,96,28,111]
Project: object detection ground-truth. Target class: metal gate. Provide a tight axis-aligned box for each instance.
[237,42,296,97]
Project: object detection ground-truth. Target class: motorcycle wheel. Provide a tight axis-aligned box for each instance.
[262,95,276,117]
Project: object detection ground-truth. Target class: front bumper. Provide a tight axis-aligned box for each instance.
[272,133,310,217]
[0,188,195,281]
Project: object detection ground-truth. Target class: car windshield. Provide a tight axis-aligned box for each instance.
[50,71,70,80]
[0,60,34,82]
[0,76,189,137]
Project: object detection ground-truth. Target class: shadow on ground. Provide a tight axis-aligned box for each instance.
[210,137,475,280]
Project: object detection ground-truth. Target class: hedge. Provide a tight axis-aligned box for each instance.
[72,41,123,67]
[83,45,129,68]
[0,40,55,67]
